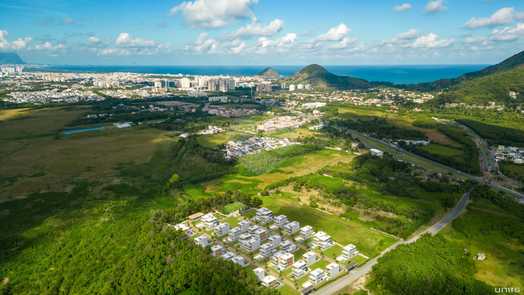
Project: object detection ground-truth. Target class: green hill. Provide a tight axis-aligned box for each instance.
[0,52,25,64]
[257,67,280,79]
[442,65,524,104]
[414,50,524,105]
[287,64,372,90]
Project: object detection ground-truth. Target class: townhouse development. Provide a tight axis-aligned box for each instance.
[171,207,366,294]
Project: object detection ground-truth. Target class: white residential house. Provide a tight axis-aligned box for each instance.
[272,251,294,271]
[227,227,242,242]
[238,220,251,232]
[268,234,282,247]
[194,234,210,248]
[280,240,298,253]
[201,213,219,229]
[283,221,300,235]
[302,281,314,294]
[292,260,308,278]
[274,215,289,227]
[255,207,273,224]
[232,255,249,267]
[239,235,261,252]
[299,225,314,239]
[313,231,333,250]
[254,267,266,281]
[309,268,326,285]
[259,242,277,258]
[214,223,230,237]
[341,244,359,260]
[254,227,269,241]
[261,275,279,288]
[211,244,224,256]
[303,251,318,266]
[326,262,340,279]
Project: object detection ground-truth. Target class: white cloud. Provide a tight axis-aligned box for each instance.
[0,30,32,50]
[187,33,219,53]
[88,36,100,44]
[230,39,246,54]
[317,23,350,41]
[425,0,446,13]
[0,30,9,49]
[329,37,356,49]
[171,0,257,28]
[115,32,156,47]
[466,7,516,29]
[34,41,65,51]
[396,29,418,41]
[394,3,412,12]
[410,33,453,48]
[277,33,297,48]
[234,19,283,38]
[491,22,524,41]
[11,37,32,49]
[99,48,130,56]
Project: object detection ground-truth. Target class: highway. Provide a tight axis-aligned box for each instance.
[312,192,470,295]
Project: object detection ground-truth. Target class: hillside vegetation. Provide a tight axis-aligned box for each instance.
[287,64,372,90]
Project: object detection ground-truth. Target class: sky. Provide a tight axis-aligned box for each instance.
[0,0,524,65]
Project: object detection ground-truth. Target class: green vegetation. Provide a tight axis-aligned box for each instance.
[368,185,524,294]
[408,125,480,175]
[237,144,321,176]
[458,119,524,147]
[286,64,371,90]
[500,161,524,182]
[368,235,494,295]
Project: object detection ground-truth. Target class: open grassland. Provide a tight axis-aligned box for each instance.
[0,106,176,201]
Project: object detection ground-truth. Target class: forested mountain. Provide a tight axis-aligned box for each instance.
[286,64,372,90]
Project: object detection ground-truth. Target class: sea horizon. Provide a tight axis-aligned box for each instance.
[32,64,489,85]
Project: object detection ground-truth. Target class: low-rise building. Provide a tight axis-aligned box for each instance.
[215,223,230,237]
[272,251,294,271]
[232,255,249,267]
[292,260,308,278]
[281,240,298,253]
[201,213,219,229]
[254,267,266,281]
[283,221,300,235]
[259,242,277,258]
[326,262,340,279]
[300,225,314,239]
[309,268,326,285]
[194,234,210,248]
[303,251,318,266]
[228,227,242,242]
[341,244,359,260]
[313,231,333,250]
[211,244,224,256]
[261,275,279,288]
[274,215,289,227]
[370,148,384,158]
[302,281,314,294]
[255,207,273,224]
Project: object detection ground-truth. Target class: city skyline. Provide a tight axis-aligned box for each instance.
[1,0,524,65]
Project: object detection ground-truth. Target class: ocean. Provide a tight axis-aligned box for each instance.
[36,64,488,85]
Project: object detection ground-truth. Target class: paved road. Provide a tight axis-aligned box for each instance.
[312,192,470,295]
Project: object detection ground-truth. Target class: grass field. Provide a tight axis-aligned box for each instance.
[0,106,175,201]
[261,193,396,257]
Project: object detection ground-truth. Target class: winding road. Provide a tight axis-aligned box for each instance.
[312,192,471,295]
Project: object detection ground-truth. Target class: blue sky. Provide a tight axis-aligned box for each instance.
[0,0,523,65]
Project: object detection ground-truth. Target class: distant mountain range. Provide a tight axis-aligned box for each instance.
[257,67,280,79]
[284,64,373,90]
[0,52,25,64]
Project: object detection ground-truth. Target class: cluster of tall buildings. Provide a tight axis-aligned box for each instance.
[0,65,24,76]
